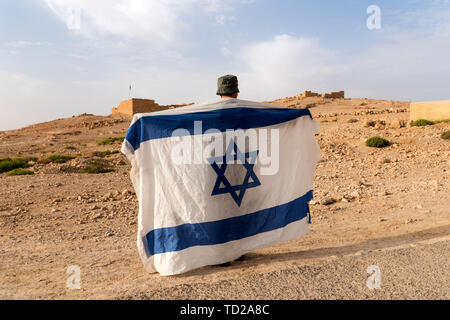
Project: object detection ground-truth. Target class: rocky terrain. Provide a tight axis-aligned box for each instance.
[0,95,449,299]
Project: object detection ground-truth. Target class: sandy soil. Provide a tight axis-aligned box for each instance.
[0,96,449,299]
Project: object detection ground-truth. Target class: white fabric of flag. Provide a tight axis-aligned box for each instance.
[122,98,320,276]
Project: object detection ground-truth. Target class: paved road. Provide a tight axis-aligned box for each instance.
[125,238,450,300]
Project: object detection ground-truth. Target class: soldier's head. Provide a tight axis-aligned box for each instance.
[216,74,239,99]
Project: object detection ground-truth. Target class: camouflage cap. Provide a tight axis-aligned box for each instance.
[216,74,240,96]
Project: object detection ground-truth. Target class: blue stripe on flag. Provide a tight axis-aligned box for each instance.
[126,107,312,151]
[144,190,313,256]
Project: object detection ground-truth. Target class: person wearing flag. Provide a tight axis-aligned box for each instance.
[121,75,320,276]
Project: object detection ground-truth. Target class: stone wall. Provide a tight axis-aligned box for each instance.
[112,99,132,116]
[112,99,165,116]
[298,90,345,99]
[410,100,450,122]
[112,99,195,117]
[322,91,345,99]
[300,91,321,98]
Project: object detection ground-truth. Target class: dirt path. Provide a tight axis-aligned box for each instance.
[123,236,450,300]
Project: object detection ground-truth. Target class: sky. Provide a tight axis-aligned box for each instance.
[1,0,450,130]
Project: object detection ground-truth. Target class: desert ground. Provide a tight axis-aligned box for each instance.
[0,95,449,299]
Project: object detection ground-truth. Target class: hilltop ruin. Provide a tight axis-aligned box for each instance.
[112,99,194,117]
[298,90,345,99]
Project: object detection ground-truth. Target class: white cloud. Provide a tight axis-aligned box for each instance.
[5,41,52,48]
[339,4,450,101]
[215,14,236,26]
[237,4,450,102]
[340,33,450,101]
[238,34,343,100]
[44,0,196,44]
[43,0,243,45]
[202,0,229,12]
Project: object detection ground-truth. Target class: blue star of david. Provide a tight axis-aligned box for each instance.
[208,140,261,207]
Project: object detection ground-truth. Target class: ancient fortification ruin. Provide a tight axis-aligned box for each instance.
[112,99,193,117]
[298,90,345,99]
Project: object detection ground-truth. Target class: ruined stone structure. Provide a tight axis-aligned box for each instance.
[112,99,194,117]
[298,90,345,99]
[322,91,345,99]
[112,99,165,116]
[299,91,321,98]
[410,100,450,122]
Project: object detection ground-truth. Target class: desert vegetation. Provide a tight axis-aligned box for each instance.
[0,156,36,174]
[6,168,34,176]
[97,137,125,146]
[365,136,390,148]
[81,160,114,174]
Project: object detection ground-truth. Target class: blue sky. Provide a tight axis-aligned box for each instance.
[1,0,450,130]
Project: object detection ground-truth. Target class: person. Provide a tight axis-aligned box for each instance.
[214,74,246,267]
[217,74,239,99]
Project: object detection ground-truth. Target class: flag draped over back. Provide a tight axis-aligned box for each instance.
[122,98,320,276]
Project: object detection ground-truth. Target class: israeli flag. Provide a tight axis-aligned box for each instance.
[122,98,320,276]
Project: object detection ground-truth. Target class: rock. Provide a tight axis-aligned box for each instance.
[374,122,385,130]
[320,197,336,206]
[122,189,132,197]
[364,119,376,127]
[331,194,342,202]
[388,119,405,129]
[92,212,104,220]
[348,190,360,199]
[378,158,391,164]
[350,180,363,188]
